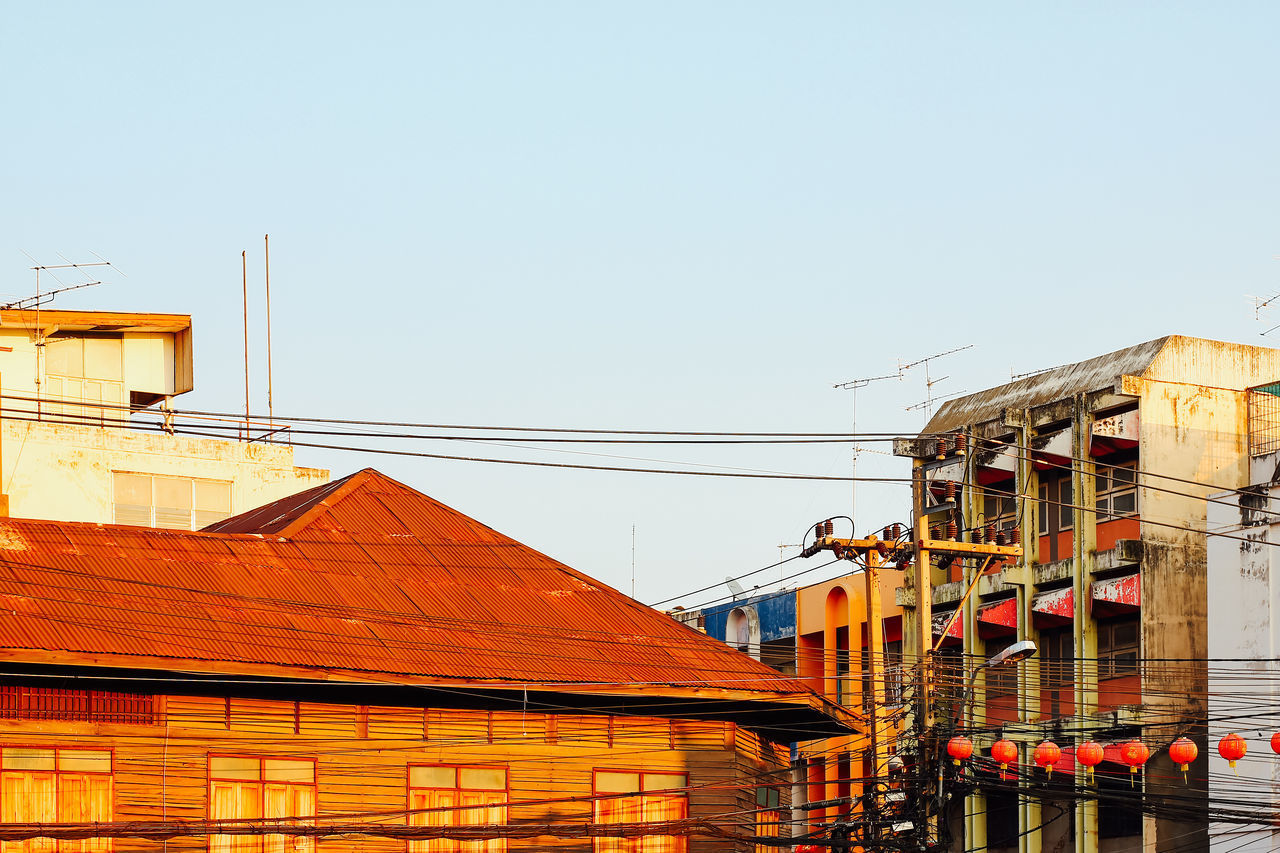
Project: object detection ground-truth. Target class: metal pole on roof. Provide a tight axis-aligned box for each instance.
[242,250,250,440]
[265,234,273,431]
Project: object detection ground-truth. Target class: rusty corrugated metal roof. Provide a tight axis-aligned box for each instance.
[0,469,810,700]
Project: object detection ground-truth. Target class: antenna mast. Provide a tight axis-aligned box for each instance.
[19,256,116,417]
[833,370,903,524]
[900,344,974,419]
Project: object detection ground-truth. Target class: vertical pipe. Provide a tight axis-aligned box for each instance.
[264,234,273,430]
[242,250,250,440]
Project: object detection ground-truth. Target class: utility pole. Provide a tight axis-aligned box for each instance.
[799,429,1023,851]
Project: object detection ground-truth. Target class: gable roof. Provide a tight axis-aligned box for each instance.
[0,470,845,736]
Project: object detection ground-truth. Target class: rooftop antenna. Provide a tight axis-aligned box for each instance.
[833,369,903,525]
[264,234,274,430]
[17,254,117,416]
[900,344,974,419]
[777,542,801,580]
[631,524,636,599]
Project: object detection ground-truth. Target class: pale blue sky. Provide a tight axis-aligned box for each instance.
[3,2,1278,604]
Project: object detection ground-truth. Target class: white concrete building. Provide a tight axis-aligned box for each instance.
[0,309,327,527]
[1206,392,1280,853]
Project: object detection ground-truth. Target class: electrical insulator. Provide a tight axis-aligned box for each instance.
[944,480,957,502]
[936,436,949,459]
[954,433,967,455]
[888,523,900,540]
[1011,525,1020,542]
[946,521,957,540]
[814,523,824,539]
[823,520,834,537]
[996,530,1006,546]
[985,524,995,543]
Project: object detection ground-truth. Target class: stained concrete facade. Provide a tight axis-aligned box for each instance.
[897,336,1280,853]
[1205,448,1280,853]
[0,309,327,527]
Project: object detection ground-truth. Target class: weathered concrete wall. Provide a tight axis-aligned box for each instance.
[1,419,328,525]
[1206,479,1280,853]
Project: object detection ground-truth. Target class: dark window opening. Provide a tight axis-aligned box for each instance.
[1098,616,1139,680]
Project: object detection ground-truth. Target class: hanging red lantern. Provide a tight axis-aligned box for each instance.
[947,735,974,765]
[991,738,1018,770]
[1034,740,1062,777]
[1270,732,1280,755]
[1169,737,1197,775]
[1218,733,1247,772]
[1120,740,1149,776]
[1076,741,1104,782]
[1120,740,1149,788]
[794,846,823,853]
[1169,737,1197,785]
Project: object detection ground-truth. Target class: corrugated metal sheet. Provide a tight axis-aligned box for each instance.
[924,337,1171,432]
[0,469,807,698]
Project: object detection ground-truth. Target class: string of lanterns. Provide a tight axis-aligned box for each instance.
[944,732,1273,780]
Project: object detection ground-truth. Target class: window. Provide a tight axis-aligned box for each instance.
[1095,460,1137,521]
[1038,476,1074,535]
[113,472,232,530]
[0,688,153,725]
[208,755,315,853]
[593,770,688,853]
[43,336,124,427]
[0,746,112,853]
[408,765,507,853]
[1040,627,1073,719]
[982,484,1017,534]
[862,641,905,709]
[754,787,781,853]
[1098,616,1139,680]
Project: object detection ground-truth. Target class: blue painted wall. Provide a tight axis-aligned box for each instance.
[702,589,796,644]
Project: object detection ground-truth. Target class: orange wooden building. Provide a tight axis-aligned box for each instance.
[0,469,852,853]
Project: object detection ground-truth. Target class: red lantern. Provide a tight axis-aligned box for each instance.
[1034,740,1062,777]
[1270,732,1280,755]
[1169,737,1197,775]
[1076,741,1104,782]
[1218,733,1247,772]
[991,738,1018,770]
[947,735,974,765]
[1120,740,1149,786]
[794,847,823,853]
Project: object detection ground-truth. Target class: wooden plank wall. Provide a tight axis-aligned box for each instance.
[0,695,793,853]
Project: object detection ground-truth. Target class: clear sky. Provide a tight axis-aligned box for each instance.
[3,2,1278,607]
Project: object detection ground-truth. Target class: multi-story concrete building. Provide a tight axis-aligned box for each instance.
[0,308,326,527]
[894,336,1280,853]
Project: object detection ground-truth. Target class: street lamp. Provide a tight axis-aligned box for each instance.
[956,639,1037,727]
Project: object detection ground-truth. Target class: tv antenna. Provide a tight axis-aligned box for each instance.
[10,254,117,311]
[15,253,121,412]
[900,344,974,419]
[833,369,903,524]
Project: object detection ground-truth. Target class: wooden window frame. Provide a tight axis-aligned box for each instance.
[1097,616,1140,680]
[591,769,689,853]
[206,753,317,853]
[0,745,114,853]
[406,763,509,853]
